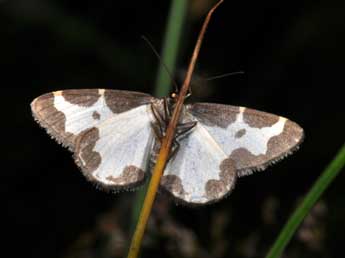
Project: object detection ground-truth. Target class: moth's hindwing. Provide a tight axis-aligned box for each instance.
[74,104,156,190]
[160,121,237,205]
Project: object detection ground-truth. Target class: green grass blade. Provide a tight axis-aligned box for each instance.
[131,0,188,228]
[154,0,188,97]
[265,143,345,258]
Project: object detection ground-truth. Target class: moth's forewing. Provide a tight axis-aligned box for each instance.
[31,89,153,149]
[189,103,304,175]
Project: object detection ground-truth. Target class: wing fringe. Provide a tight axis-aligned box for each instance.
[237,132,305,177]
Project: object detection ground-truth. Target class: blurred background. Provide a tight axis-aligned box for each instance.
[2,0,345,257]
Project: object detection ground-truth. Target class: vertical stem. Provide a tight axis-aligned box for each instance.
[265,143,345,258]
[131,0,188,230]
[126,1,224,258]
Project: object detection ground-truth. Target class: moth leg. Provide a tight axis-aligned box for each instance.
[151,122,163,143]
[169,140,180,160]
[151,103,164,124]
[185,86,192,99]
[176,121,197,138]
[150,103,165,136]
[163,97,171,126]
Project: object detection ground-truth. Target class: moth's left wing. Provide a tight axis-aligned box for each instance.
[31,89,153,150]
[188,103,304,176]
[31,89,157,190]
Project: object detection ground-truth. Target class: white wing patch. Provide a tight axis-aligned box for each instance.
[162,123,236,204]
[76,105,155,188]
[200,107,287,156]
[53,90,113,135]
[92,105,154,183]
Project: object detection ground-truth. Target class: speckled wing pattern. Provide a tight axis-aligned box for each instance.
[160,102,304,205]
[31,89,155,190]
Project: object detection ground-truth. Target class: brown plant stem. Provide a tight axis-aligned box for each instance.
[126,1,224,258]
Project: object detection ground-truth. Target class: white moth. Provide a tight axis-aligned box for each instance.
[31,88,304,205]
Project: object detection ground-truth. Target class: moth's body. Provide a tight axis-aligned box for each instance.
[150,95,197,165]
[31,88,304,205]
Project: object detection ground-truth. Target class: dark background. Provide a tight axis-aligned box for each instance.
[2,0,345,258]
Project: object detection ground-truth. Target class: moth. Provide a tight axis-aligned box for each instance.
[31,88,304,205]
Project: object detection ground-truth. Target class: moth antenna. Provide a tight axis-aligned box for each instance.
[141,35,180,93]
[205,71,245,81]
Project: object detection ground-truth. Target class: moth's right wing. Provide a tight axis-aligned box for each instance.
[159,102,303,205]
